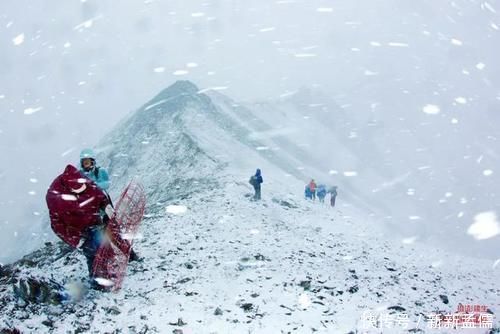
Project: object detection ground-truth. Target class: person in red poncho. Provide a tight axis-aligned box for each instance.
[46,164,111,285]
[308,179,317,201]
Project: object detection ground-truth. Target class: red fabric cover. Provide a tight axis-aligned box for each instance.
[46,164,109,247]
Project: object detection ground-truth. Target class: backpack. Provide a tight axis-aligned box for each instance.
[249,175,257,186]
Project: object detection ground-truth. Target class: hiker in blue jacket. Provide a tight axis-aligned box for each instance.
[249,168,263,200]
[79,148,141,263]
[79,148,110,191]
[317,184,327,203]
[304,185,313,200]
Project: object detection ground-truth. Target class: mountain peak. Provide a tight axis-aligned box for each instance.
[150,80,200,104]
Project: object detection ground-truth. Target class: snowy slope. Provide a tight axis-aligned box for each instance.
[0,175,499,333]
[0,81,499,333]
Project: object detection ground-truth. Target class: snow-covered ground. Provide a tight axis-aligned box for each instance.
[1,171,499,333]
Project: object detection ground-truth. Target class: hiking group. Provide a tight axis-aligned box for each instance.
[248,169,338,208]
[304,179,338,207]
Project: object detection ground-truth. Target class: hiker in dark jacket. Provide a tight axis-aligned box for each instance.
[249,168,263,200]
[329,186,338,207]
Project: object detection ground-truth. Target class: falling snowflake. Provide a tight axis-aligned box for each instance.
[387,42,409,47]
[422,104,440,115]
[402,236,418,244]
[24,107,43,115]
[483,169,493,176]
[259,27,276,32]
[295,53,317,58]
[467,211,499,240]
[173,70,189,76]
[94,277,114,287]
[12,34,24,45]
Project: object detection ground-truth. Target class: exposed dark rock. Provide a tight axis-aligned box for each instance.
[176,277,191,284]
[271,198,298,209]
[169,318,187,326]
[241,303,254,312]
[104,306,121,315]
[388,305,406,312]
[299,281,311,291]
[0,328,22,334]
[348,285,358,294]
[254,254,267,261]
[42,319,54,327]
[439,295,449,304]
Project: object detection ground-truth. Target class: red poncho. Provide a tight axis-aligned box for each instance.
[46,164,109,248]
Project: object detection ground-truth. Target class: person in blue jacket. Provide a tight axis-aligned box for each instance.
[79,148,110,191]
[79,148,141,263]
[304,185,313,200]
[317,184,327,203]
[249,168,263,200]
